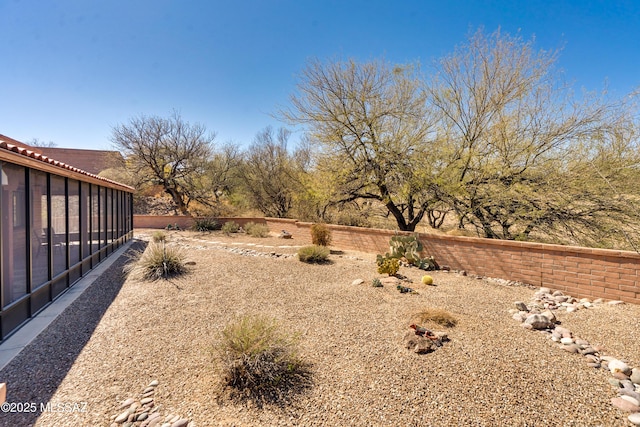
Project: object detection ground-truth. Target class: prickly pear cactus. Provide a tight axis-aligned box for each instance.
[389,235,423,265]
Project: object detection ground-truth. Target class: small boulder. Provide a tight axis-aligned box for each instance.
[514,301,529,311]
[523,313,553,330]
[609,359,632,376]
[351,279,365,286]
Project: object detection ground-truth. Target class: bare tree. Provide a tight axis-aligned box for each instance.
[426,28,639,241]
[237,126,302,218]
[111,111,215,214]
[282,58,437,231]
[28,138,57,148]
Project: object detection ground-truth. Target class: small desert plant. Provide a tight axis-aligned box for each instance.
[244,222,269,238]
[297,245,330,263]
[125,242,187,281]
[221,221,241,234]
[192,217,221,232]
[214,314,312,400]
[413,308,458,328]
[152,231,166,243]
[310,223,332,246]
[376,255,400,276]
[371,278,383,287]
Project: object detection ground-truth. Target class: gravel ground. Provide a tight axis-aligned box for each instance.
[1,229,639,426]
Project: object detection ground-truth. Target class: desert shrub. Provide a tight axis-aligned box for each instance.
[297,245,330,263]
[152,231,166,243]
[222,221,241,234]
[371,278,383,287]
[125,242,187,281]
[214,314,312,400]
[376,255,400,276]
[192,217,222,232]
[244,222,270,238]
[414,308,458,328]
[310,223,332,246]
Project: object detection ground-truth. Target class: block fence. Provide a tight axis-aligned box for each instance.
[264,218,640,305]
[132,215,640,305]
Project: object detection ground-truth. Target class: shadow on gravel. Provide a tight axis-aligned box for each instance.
[0,240,147,427]
[217,362,315,412]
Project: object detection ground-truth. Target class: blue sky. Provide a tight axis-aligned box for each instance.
[1,0,638,150]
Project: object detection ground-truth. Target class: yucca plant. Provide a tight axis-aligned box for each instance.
[125,242,187,281]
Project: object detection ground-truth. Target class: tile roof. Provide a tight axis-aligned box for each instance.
[0,137,133,191]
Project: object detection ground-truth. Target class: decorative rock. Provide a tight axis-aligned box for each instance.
[115,410,130,424]
[613,371,631,381]
[629,413,640,425]
[562,344,581,354]
[278,230,293,239]
[119,398,136,409]
[148,380,159,387]
[585,354,600,363]
[540,310,556,323]
[171,419,189,427]
[587,362,601,368]
[619,389,640,402]
[620,395,640,406]
[560,337,574,345]
[581,347,597,356]
[523,314,553,330]
[608,300,625,305]
[611,397,640,412]
[380,276,401,285]
[609,378,622,388]
[512,312,528,322]
[137,412,149,421]
[609,359,632,376]
[631,368,640,385]
[351,279,365,286]
[515,301,528,311]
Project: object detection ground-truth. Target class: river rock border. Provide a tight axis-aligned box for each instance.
[511,287,640,425]
[109,380,192,427]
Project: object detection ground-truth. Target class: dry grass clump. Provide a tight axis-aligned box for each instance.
[213,314,312,403]
[297,245,330,263]
[413,308,458,328]
[192,217,222,232]
[310,223,332,246]
[124,242,187,281]
[244,222,270,237]
[222,221,241,234]
[152,231,166,242]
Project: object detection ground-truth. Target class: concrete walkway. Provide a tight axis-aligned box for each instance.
[0,242,132,372]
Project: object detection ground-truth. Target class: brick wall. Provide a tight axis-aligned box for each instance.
[264,218,640,305]
[132,216,639,304]
[133,215,266,230]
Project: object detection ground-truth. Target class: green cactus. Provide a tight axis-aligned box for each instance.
[389,235,423,265]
